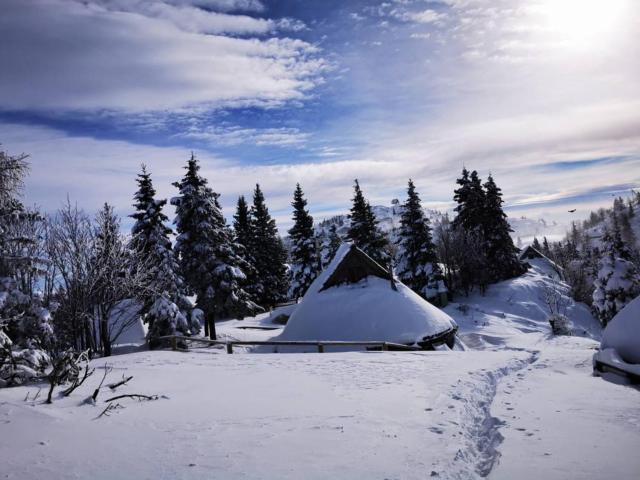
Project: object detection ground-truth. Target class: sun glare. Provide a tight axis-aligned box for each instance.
[539,0,628,48]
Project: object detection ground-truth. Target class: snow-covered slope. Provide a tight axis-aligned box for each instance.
[444,259,601,350]
[2,255,639,480]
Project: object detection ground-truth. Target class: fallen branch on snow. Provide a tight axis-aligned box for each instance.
[105,394,159,402]
[91,363,113,402]
[107,375,133,390]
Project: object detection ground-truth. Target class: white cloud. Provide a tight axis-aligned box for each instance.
[407,9,447,24]
[0,0,325,112]
[178,125,310,147]
[78,0,305,35]
[166,0,266,12]
[3,115,639,234]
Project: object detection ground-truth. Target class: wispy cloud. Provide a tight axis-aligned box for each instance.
[0,0,326,112]
[178,125,310,147]
[2,0,639,231]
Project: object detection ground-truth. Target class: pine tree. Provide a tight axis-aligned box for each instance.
[248,184,289,307]
[347,180,389,266]
[233,196,252,251]
[232,195,258,301]
[592,216,640,326]
[452,168,485,232]
[288,184,319,299]
[482,174,526,281]
[395,179,445,301]
[172,154,259,339]
[322,224,342,267]
[129,165,198,342]
[532,237,542,251]
[542,236,551,256]
[451,168,489,293]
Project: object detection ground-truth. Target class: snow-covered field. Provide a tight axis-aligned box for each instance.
[1,262,639,480]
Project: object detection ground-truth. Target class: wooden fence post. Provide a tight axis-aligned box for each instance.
[382,342,388,351]
[226,343,233,354]
[317,343,324,353]
[171,336,177,351]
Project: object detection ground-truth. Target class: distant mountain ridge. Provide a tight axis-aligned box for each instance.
[313,200,566,246]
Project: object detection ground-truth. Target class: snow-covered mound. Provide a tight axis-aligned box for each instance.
[601,294,640,364]
[280,244,457,345]
[445,258,601,350]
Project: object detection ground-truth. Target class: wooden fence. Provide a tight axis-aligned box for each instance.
[156,335,420,354]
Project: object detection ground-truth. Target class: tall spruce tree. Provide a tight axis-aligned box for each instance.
[451,169,524,292]
[452,168,485,232]
[248,184,289,307]
[172,154,259,339]
[347,180,389,265]
[395,179,445,301]
[482,174,526,281]
[288,184,319,299]
[233,196,252,250]
[129,165,198,341]
[232,195,258,299]
[451,168,488,293]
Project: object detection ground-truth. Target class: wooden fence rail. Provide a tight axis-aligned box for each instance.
[156,336,420,353]
[593,358,640,384]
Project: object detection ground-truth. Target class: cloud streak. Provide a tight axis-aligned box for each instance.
[0,0,326,112]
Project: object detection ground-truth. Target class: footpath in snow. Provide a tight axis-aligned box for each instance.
[443,260,640,479]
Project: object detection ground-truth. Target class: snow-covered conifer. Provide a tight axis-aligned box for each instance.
[322,224,342,268]
[288,184,319,299]
[347,180,389,266]
[395,179,445,302]
[233,195,258,298]
[129,165,198,340]
[172,154,260,339]
[248,184,289,307]
[1,149,53,385]
[592,217,640,326]
[482,174,526,281]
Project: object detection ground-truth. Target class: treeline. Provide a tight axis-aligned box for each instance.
[533,193,640,326]
[1,146,525,385]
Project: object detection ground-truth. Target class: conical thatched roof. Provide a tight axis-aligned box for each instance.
[280,243,458,348]
[320,244,392,291]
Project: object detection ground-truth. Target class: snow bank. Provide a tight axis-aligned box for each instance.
[280,244,456,344]
[601,294,640,364]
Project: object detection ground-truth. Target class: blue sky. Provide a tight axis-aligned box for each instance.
[1,0,639,231]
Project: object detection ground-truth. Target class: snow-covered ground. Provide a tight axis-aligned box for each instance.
[1,261,639,479]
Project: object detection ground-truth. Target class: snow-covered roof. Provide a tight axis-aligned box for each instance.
[601,294,640,364]
[280,243,457,345]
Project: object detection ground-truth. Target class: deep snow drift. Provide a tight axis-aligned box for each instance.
[600,294,640,364]
[1,261,639,480]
